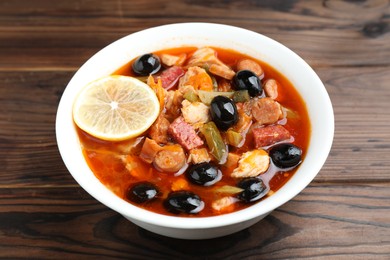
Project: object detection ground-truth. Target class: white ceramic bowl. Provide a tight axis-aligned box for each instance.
[56,23,334,239]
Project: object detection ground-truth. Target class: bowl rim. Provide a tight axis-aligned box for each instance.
[56,22,334,230]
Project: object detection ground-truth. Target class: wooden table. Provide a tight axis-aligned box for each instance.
[1,0,389,259]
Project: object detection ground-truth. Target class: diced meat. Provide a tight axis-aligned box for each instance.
[253,125,291,148]
[148,113,170,144]
[231,149,270,178]
[153,144,186,173]
[158,66,185,90]
[179,66,213,91]
[181,100,210,128]
[160,53,187,67]
[236,59,264,79]
[212,196,236,213]
[168,116,204,150]
[209,64,235,80]
[139,138,163,164]
[264,79,279,100]
[251,97,283,125]
[187,148,211,164]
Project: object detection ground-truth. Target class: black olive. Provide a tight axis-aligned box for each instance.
[237,178,267,202]
[126,182,159,203]
[164,191,204,214]
[132,53,161,76]
[186,162,222,186]
[210,96,238,131]
[269,143,302,169]
[233,70,262,97]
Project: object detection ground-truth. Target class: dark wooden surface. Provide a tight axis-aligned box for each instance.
[1,0,389,259]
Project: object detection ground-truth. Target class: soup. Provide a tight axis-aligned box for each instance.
[75,46,310,217]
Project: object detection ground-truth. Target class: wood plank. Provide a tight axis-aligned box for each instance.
[1,64,389,186]
[0,183,388,259]
[0,0,389,68]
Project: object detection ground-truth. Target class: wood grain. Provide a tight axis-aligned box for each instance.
[1,0,389,258]
[0,184,388,259]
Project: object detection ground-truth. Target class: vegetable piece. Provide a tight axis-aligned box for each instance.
[183,88,199,102]
[237,178,268,202]
[233,90,250,103]
[164,191,204,214]
[132,53,161,76]
[186,162,222,186]
[231,149,270,178]
[200,122,228,164]
[198,90,234,105]
[269,143,302,168]
[153,145,187,173]
[147,76,165,112]
[210,96,238,131]
[233,70,262,97]
[171,177,189,191]
[214,185,244,195]
[187,47,235,80]
[226,129,243,147]
[127,182,159,203]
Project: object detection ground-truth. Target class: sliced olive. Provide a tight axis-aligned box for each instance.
[186,162,222,186]
[132,53,161,76]
[233,70,262,97]
[127,182,159,203]
[164,191,204,214]
[237,178,267,202]
[270,143,302,169]
[210,95,238,131]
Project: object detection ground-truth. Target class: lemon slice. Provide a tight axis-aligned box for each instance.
[73,75,160,141]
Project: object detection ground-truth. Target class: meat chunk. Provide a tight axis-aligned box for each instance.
[253,125,291,148]
[181,100,210,128]
[164,90,183,121]
[212,196,236,213]
[139,138,163,164]
[158,66,185,90]
[187,47,235,80]
[236,59,264,79]
[148,113,170,144]
[153,144,186,173]
[179,66,213,91]
[209,64,235,80]
[231,149,270,178]
[160,53,186,67]
[187,148,211,164]
[251,97,283,125]
[263,79,279,100]
[168,116,204,150]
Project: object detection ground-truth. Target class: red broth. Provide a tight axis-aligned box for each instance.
[76,47,310,217]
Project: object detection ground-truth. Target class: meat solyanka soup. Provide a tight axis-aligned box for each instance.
[75,46,310,217]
